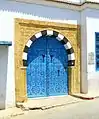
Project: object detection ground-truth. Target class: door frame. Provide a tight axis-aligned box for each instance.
[22,30,75,99]
[15,18,80,102]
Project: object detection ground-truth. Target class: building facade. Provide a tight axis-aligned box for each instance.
[0,0,99,109]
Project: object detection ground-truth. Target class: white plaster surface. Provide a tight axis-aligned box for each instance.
[80,9,99,95]
[0,46,8,109]
[35,32,42,39]
[47,30,53,36]
[26,40,33,48]
[53,0,81,3]
[6,46,15,108]
[57,0,99,3]
[22,52,28,60]
[68,53,75,60]
[86,9,99,95]
[64,42,72,49]
[80,9,88,93]
[86,0,99,3]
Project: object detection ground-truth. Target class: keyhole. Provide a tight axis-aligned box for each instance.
[58,70,60,76]
[50,55,53,63]
[42,54,45,62]
[64,66,67,72]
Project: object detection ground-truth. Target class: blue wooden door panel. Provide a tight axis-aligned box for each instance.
[27,37,47,98]
[26,36,68,98]
[47,37,68,96]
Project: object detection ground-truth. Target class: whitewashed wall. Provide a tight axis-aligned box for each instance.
[52,0,81,3]
[86,9,99,95]
[0,46,8,109]
[68,0,99,3]
[0,0,80,108]
[67,0,85,3]
[86,0,99,3]
[80,8,99,96]
[80,9,88,94]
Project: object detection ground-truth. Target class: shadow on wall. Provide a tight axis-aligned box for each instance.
[0,46,8,109]
[0,0,80,24]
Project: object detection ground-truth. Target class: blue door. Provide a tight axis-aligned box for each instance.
[26,36,68,98]
[27,37,47,98]
[47,36,68,96]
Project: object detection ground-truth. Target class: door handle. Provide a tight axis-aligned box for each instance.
[50,55,53,63]
[42,54,45,62]
[64,66,67,71]
[57,70,60,76]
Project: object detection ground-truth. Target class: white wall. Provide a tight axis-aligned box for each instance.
[86,9,99,95]
[8,0,87,4]
[80,0,85,3]
[53,0,81,3]
[0,46,8,109]
[80,8,99,96]
[80,9,88,93]
[86,0,99,3]
[0,0,80,108]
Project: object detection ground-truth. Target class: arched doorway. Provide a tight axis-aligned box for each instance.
[22,30,75,98]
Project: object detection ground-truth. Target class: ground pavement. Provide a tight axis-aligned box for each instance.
[11,98,99,119]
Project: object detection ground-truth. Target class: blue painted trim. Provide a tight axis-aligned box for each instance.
[95,32,99,71]
[0,41,12,46]
[95,32,96,71]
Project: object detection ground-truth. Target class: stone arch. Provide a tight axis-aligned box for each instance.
[22,30,75,66]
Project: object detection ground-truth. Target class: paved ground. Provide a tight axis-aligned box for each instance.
[17,95,84,110]
[0,107,24,119]
[11,98,99,119]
